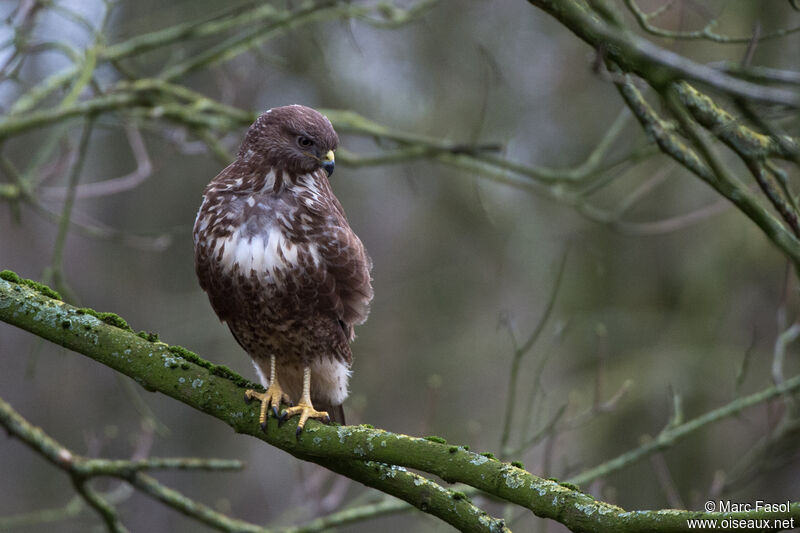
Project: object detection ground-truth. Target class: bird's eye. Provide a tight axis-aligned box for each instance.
[297,136,313,148]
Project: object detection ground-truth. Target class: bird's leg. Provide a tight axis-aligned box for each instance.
[280,366,330,436]
[244,354,291,431]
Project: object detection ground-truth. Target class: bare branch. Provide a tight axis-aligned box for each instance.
[529,0,800,107]
[624,0,800,43]
[41,124,153,200]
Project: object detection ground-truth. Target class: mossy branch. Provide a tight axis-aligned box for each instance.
[0,273,505,532]
[527,0,800,267]
[673,82,798,161]
[3,272,800,532]
[613,75,800,268]
[526,0,800,107]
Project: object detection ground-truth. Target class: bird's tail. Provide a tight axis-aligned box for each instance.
[316,401,346,425]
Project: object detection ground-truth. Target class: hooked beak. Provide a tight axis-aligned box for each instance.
[322,150,335,177]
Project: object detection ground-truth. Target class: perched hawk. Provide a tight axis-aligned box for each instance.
[193,105,373,433]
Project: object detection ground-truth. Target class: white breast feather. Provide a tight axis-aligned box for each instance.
[307,243,321,267]
[247,234,266,274]
[217,225,300,276]
[259,170,276,192]
[266,226,299,270]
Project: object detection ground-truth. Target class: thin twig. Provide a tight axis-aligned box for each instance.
[772,323,800,387]
[71,477,129,533]
[568,373,800,486]
[624,0,800,43]
[279,497,408,533]
[499,246,570,458]
[43,117,95,300]
[41,124,153,199]
[0,395,266,533]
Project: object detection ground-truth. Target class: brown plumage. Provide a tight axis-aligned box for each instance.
[193,105,373,432]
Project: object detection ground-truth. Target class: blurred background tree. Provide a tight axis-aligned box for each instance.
[1,0,799,531]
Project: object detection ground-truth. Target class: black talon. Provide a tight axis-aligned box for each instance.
[260,420,268,433]
[278,411,289,426]
[322,414,331,424]
[295,425,303,438]
[272,406,280,419]
[244,392,253,404]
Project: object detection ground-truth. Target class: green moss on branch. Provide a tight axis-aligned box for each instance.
[1,270,62,300]
[2,272,798,532]
[0,273,506,532]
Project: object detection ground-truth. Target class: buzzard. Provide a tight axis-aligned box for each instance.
[193,105,373,434]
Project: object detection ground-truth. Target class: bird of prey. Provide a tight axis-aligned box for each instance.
[193,105,373,434]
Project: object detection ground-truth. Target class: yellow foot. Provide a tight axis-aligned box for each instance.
[245,382,291,431]
[280,401,331,436]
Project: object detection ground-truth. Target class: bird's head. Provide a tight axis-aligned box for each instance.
[240,104,339,178]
